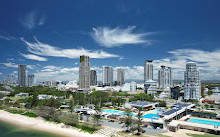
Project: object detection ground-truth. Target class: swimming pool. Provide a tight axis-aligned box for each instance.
[150,110,159,114]
[142,113,160,119]
[188,118,220,126]
[102,109,136,116]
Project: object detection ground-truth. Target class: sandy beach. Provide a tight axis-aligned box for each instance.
[0,110,102,137]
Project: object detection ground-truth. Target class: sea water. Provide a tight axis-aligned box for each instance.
[0,120,62,137]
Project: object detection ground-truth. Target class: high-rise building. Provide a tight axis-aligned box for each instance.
[27,74,35,87]
[90,70,97,86]
[117,67,125,86]
[102,66,113,86]
[18,64,26,87]
[158,65,172,89]
[184,62,201,100]
[144,60,153,82]
[79,55,90,89]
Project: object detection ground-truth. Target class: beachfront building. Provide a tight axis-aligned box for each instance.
[144,80,158,95]
[117,67,125,86]
[79,55,90,90]
[102,66,113,86]
[184,62,201,100]
[144,60,153,82]
[130,81,137,92]
[124,102,158,111]
[90,69,97,86]
[18,64,26,87]
[27,74,35,87]
[158,65,172,89]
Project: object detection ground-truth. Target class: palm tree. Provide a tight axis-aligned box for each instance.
[122,108,133,132]
[134,108,143,135]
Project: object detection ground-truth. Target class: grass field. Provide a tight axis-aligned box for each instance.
[186,133,219,137]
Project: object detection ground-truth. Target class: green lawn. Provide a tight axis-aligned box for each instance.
[186,133,219,137]
[9,96,26,101]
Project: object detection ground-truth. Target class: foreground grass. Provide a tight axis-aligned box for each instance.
[21,112,38,117]
[186,133,220,137]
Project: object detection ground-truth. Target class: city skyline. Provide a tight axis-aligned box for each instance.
[0,0,220,82]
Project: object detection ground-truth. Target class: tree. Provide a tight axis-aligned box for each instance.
[133,108,143,135]
[92,106,102,129]
[69,98,75,113]
[33,106,60,121]
[122,108,133,132]
[207,90,213,96]
[60,114,79,127]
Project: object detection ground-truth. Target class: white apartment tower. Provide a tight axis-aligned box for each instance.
[79,55,90,89]
[27,74,35,87]
[90,70,97,86]
[117,67,125,86]
[144,60,153,82]
[102,66,113,86]
[184,62,201,100]
[18,64,26,87]
[158,65,172,89]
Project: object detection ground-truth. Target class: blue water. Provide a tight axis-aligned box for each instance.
[102,109,136,116]
[142,113,160,119]
[188,118,220,126]
[103,109,161,119]
[150,110,159,114]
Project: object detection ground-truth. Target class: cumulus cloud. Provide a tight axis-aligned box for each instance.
[21,53,48,61]
[21,37,119,59]
[20,11,46,29]
[91,26,152,47]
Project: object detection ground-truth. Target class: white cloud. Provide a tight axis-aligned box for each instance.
[91,26,152,47]
[0,34,16,41]
[0,72,2,75]
[21,53,48,61]
[1,62,17,68]
[1,62,34,70]
[153,49,220,80]
[21,37,119,59]
[21,11,46,29]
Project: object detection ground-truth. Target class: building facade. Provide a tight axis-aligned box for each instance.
[18,64,26,87]
[158,65,172,89]
[130,81,137,92]
[102,66,113,86]
[144,60,153,82]
[184,62,201,100]
[117,67,125,86]
[27,74,35,87]
[79,55,90,89]
[170,86,180,100]
[90,70,97,86]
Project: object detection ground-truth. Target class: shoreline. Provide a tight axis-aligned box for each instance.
[0,110,102,137]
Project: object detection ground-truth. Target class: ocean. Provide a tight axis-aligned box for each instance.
[0,120,62,137]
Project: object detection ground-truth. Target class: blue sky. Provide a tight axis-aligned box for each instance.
[0,0,220,82]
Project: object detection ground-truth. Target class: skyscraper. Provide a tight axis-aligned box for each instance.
[144,60,153,82]
[102,66,113,86]
[79,55,90,89]
[117,67,125,86]
[158,65,172,89]
[184,62,201,100]
[27,74,35,87]
[90,70,97,86]
[18,64,26,87]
